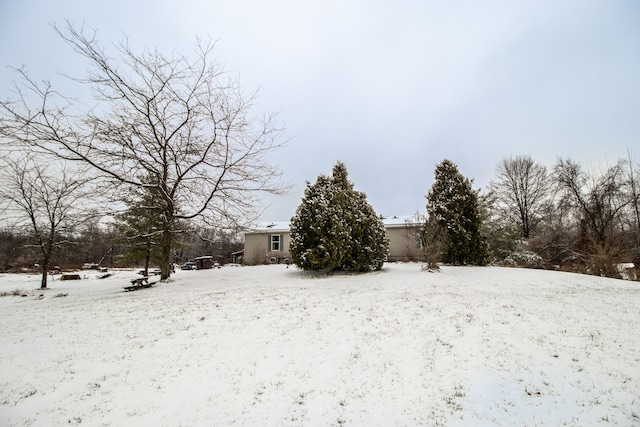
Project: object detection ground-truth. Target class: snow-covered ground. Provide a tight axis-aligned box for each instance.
[0,264,638,426]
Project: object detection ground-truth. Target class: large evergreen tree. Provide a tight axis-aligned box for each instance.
[426,159,488,265]
[289,162,388,272]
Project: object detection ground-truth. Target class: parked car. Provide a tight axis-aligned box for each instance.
[181,262,196,270]
[137,268,161,276]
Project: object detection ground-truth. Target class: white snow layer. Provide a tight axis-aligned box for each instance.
[0,264,638,426]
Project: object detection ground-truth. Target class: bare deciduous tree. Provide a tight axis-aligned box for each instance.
[553,158,631,277]
[623,149,640,276]
[0,157,90,289]
[0,23,288,279]
[489,155,551,239]
[554,158,628,248]
[624,149,640,244]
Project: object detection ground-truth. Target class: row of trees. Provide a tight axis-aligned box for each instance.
[419,154,640,278]
[0,23,286,288]
[0,215,243,282]
[486,154,640,277]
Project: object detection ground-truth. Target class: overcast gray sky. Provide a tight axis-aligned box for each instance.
[2,0,639,221]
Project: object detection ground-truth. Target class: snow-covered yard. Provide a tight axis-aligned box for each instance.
[0,264,638,426]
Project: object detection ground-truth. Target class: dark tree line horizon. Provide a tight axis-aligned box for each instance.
[0,222,243,273]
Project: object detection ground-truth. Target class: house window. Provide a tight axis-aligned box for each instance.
[270,234,281,251]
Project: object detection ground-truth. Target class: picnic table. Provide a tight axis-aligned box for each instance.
[123,276,155,292]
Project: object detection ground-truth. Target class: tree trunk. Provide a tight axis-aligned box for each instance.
[160,227,172,280]
[143,240,151,276]
[40,256,50,289]
[39,237,53,289]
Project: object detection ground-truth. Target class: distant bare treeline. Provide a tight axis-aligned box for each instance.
[0,223,242,273]
[483,153,640,279]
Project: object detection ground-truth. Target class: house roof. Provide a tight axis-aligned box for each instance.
[381,215,415,226]
[254,221,291,232]
[251,215,418,233]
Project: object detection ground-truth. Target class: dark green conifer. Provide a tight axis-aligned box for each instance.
[426,159,487,265]
[290,161,388,272]
[115,185,167,275]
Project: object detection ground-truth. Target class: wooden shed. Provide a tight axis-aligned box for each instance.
[194,256,215,269]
